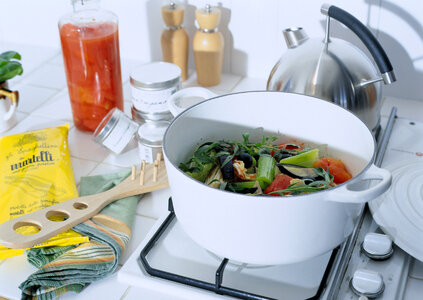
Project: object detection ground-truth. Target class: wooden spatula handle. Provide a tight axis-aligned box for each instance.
[0,161,168,249]
[0,193,108,249]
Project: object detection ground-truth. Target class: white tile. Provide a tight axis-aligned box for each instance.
[378,1,423,101]
[381,97,423,122]
[14,84,59,114]
[123,81,132,102]
[0,255,38,300]
[3,115,72,137]
[120,215,156,266]
[0,112,28,137]
[31,89,73,121]
[49,53,64,66]
[404,277,423,300]
[123,286,187,300]
[182,72,242,93]
[21,64,67,90]
[88,163,128,176]
[0,43,60,82]
[67,127,109,162]
[59,272,129,300]
[71,157,98,186]
[121,58,144,83]
[124,100,132,117]
[136,188,172,219]
[410,259,423,280]
[231,77,267,93]
[381,149,422,168]
[181,69,199,88]
[386,118,423,154]
[102,142,140,168]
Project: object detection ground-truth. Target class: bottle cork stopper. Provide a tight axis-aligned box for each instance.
[162,2,185,27]
[195,4,221,30]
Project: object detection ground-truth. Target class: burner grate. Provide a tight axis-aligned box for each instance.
[139,198,339,300]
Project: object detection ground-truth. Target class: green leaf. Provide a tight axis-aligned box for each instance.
[0,51,21,61]
[0,61,23,83]
[0,59,8,68]
[242,133,250,144]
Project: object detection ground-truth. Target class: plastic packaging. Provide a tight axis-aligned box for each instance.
[0,125,89,259]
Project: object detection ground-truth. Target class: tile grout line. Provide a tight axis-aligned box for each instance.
[16,86,64,115]
[228,76,246,93]
[14,50,62,85]
[120,286,132,300]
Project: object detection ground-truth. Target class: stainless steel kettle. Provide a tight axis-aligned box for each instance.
[267,4,396,133]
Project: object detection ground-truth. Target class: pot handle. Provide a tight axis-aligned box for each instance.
[321,4,396,84]
[326,164,392,203]
[168,87,217,117]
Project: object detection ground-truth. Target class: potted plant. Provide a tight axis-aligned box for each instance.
[0,51,23,132]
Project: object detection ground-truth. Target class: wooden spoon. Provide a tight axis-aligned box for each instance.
[0,159,168,249]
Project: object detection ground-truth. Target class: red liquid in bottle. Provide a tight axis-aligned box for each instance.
[59,22,124,132]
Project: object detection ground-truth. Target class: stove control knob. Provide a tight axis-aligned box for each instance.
[350,269,384,298]
[361,232,393,260]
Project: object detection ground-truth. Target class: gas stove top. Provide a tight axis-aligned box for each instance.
[118,107,422,299]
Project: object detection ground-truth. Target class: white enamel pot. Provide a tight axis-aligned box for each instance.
[163,91,391,265]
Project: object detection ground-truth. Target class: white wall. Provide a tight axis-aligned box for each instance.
[0,0,422,101]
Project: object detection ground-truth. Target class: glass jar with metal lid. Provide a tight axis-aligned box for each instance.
[130,62,181,122]
[93,108,139,154]
[137,121,170,163]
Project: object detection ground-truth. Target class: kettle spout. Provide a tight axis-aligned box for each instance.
[283,27,309,49]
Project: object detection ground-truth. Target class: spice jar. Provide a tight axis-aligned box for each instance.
[93,108,139,154]
[131,105,174,125]
[59,0,124,132]
[137,121,169,163]
[130,62,181,122]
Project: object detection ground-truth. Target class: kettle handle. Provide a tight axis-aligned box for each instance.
[321,4,396,85]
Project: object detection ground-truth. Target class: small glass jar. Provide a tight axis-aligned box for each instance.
[130,62,181,122]
[137,121,169,163]
[93,108,139,154]
[131,105,173,125]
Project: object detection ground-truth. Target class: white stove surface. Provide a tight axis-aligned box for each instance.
[118,113,423,300]
[119,211,335,300]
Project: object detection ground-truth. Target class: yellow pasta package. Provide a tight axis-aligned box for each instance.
[0,124,89,259]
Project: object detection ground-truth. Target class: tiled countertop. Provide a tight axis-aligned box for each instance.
[0,43,423,300]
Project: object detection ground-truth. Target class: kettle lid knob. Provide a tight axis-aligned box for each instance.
[283,27,309,49]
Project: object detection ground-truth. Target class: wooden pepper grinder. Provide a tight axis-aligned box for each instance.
[161,2,189,81]
[193,4,224,87]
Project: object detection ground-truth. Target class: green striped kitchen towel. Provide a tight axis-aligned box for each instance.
[19,170,140,300]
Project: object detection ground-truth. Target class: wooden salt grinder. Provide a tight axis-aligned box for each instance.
[193,4,224,87]
[161,2,189,81]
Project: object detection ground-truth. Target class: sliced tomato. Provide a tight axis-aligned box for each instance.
[264,174,293,196]
[271,143,303,156]
[278,143,303,151]
[313,157,352,184]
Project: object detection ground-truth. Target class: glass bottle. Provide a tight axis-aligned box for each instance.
[59,0,124,132]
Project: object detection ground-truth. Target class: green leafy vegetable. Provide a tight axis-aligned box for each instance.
[256,154,276,188]
[269,167,334,196]
[0,51,23,83]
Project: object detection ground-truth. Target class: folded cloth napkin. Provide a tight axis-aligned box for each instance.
[19,170,140,300]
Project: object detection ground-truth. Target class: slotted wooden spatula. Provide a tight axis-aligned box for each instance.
[0,159,168,249]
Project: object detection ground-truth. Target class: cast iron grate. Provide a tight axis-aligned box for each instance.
[139,197,339,300]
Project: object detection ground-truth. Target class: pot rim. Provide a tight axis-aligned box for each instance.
[163,90,377,201]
